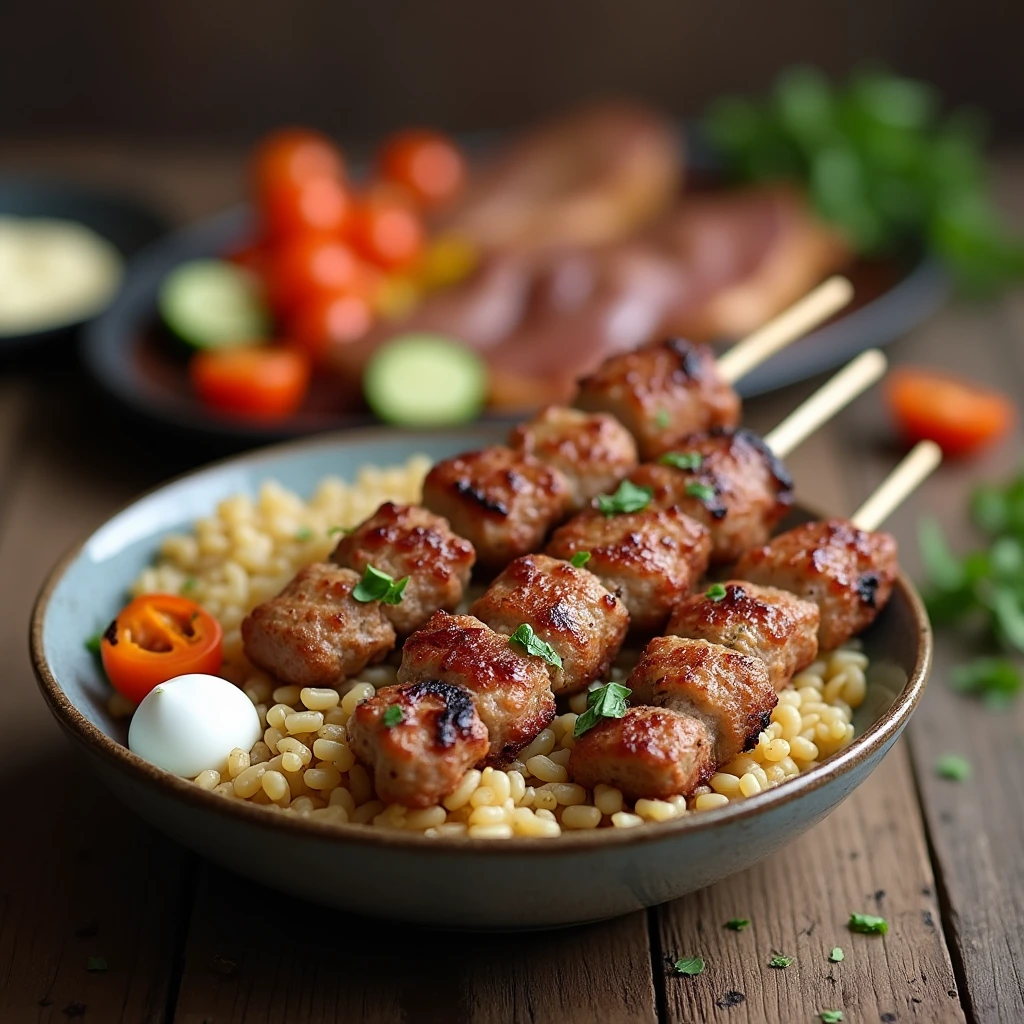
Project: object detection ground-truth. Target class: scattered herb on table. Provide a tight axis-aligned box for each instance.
[685,482,716,502]
[819,1012,844,1023]
[352,564,409,605]
[848,912,888,935]
[935,753,972,781]
[768,954,794,969]
[294,526,314,542]
[706,583,728,602]
[829,946,845,962]
[570,551,592,568]
[724,918,750,931]
[673,956,705,976]
[86,957,107,972]
[509,623,562,669]
[596,480,653,516]
[382,705,404,728]
[659,451,703,471]
[574,682,632,738]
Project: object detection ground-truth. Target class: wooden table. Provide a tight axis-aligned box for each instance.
[1,145,1022,1024]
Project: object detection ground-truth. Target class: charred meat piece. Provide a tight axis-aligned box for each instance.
[569,705,716,801]
[509,406,639,511]
[422,446,571,569]
[470,554,629,695]
[347,679,490,809]
[546,507,711,632]
[575,337,740,461]
[735,518,898,651]
[628,636,777,766]
[630,428,794,563]
[241,564,396,687]
[665,581,819,691]
[398,612,556,764]
[331,502,476,636]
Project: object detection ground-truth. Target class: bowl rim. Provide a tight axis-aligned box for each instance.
[30,425,933,854]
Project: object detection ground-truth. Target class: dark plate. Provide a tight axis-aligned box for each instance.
[0,177,169,352]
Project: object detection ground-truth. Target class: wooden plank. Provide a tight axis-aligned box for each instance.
[0,372,193,1022]
[172,865,657,1024]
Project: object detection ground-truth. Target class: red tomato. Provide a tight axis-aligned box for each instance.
[260,176,352,240]
[267,234,369,313]
[287,291,374,362]
[378,130,467,208]
[349,188,426,271]
[252,128,345,199]
[885,368,1017,456]
[100,595,223,704]
[190,347,311,421]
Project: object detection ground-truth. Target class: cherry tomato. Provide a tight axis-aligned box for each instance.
[349,188,426,271]
[100,594,223,704]
[267,234,369,313]
[191,347,311,421]
[260,176,353,240]
[885,368,1016,457]
[252,128,345,200]
[378,130,467,208]
[287,291,374,362]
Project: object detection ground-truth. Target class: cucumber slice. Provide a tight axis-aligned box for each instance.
[159,259,270,350]
[364,334,488,426]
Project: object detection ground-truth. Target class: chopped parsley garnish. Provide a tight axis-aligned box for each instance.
[655,408,671,429]
[706,583,728,602]
[596,480,653,516]
[819,1012,844,1023]
[182,577,198,592]
[86,957,108,972]
[509,624,563,669]
[673,956,704,976]
[659,451,703,472]
[294,526,314,542]
[574,682,632,738]
[829,946,845,962]
[352,565,409,605]
[848,912,888,935]
[382,705,404,728]
[327,525,355,536]
[84,632,102,656]
[570,551,592,568]
[685,481,716,502]
[724,918,750,931]
[768,954,794,969]
[935,754,972,781]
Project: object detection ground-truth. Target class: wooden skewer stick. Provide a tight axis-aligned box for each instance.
[763,349,888,459]
[851,440,943,532]
[716,275,855,385]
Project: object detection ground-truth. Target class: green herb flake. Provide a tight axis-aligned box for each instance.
[596,480,653,516]
[659,451,703,472]
[768,954,794,969]
[574,681,632,738]
[706,583,728,602]
[570,551,592,568]
[819,1012,844,1023]
[935,753,972,781]
[509,623,563,669]
[829,946,845,962]
[327,525,356,536]
[685,482,717,502]
[673,956,704,976]
[294,526,314,542]
[724,918,750,931]
[848,912,888,935]
[86,957,108,972]
[382,705,404,728]
[655,408,671,429]
[182,577,198,593]
[352,564,409,606]
[84,632,103,656]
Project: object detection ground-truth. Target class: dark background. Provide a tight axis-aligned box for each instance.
[2,0,1021,144]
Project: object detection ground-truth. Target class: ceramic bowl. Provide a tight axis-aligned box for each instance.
[31,428,932,930]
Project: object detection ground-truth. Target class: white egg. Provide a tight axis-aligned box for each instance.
[128,673,262,778]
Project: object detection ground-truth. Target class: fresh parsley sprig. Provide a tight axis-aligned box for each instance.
[596,480,653,516]
[509,623,562,669]
[352,565,409,605]
[659,451,703,472]
[574,682,632,738]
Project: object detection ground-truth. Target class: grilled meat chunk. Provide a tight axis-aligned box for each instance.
[630,428,794,563]
[575,337,740,461]
[397,611,556,764]
[569,705,716,800]
[241,563,396,687]
[422,446,571,569]
[546,507,711,631]
[470,554,629,695]
[509,405,639,511]
[628,636,776,766]
[735,518,898,650]
[331,502,475,636]
[347,679,490,808]
[665,580,819,691]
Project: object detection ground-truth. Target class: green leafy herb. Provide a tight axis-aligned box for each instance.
[352,564,409,605]
[596,480,653,516]
[182,577,198,593]
[724,918,750,931]
[949,658,1022,708]
[659,451,704,472]
[294,526,314,542]
[84,632,102,656]
[673,956,704,976]
[768,954,794,969]
[382,705,404,728]
[327,525,355,536]
[685,482,716,502]
[935,753,972,781]
[655,408,671,429]
[829,946,845,963]
[848,912,888,935]
[509,624,563,669]
[570,551,592,568]
[574,682,632,738]
[819,1012,844,1023]
[86,957,108,972]
[706,583,728,602]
